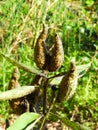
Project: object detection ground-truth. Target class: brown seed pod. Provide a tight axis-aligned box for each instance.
[56,60,78,102]
[8,68,29,115]
[9,97,29,115]
[48,33,64,72]
[8,67,20,90]
[34,24,48,70]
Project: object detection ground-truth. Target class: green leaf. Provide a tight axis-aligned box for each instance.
[7,112,40,130]
[0,86,38,101]
[50,76,63,85]
[52,113,91,130]
[0,52,45,77]
[60,116,91,130]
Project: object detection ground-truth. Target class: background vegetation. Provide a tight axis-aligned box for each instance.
[0,0,98,129]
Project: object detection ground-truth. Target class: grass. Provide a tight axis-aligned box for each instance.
[0,0,98,129]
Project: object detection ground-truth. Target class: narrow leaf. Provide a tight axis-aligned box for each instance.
[60,116,91,130]
[0,52,45,77]
[7,112,40,130]
[77,63,91,74]
[52,113,91,130]
[50,76,64,85]
[0,86,38,101]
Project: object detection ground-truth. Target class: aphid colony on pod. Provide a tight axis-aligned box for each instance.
[8,24,78,115]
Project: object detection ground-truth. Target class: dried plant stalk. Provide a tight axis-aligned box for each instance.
[34,24,48,70]
[56,61,78,102]
[48,33,64,72]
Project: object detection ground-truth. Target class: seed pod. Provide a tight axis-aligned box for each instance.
[34,24,48,70]
[48,33,64,72]
[8,68,29,115]
[8,67,20,90]
[9,97,29,115]
[56,61,78,102]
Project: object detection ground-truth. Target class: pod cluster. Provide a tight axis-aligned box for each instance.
[56,61,78,102]
[34,24,64,72]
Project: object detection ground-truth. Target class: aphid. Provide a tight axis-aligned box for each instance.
[56,61,78,102]
[34,24,48,70]
[48,33,64,72]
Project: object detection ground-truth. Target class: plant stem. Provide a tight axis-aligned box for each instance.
[43,73,48,115]
[40,90,56,130]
